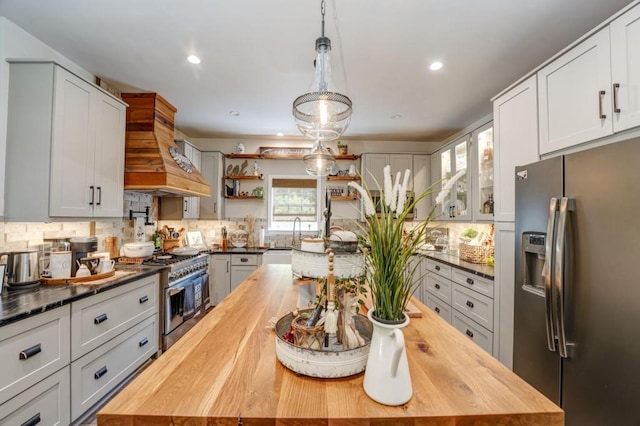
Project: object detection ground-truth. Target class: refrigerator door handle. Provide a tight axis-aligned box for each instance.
[543,197,558,352]
[555,197,574,358]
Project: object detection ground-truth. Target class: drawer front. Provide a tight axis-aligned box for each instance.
[71,315,156,421]
[451,268,493,298]
[71,275,158,360]
[424,273,452,304]
[425,294,452,324]
[0,306,70,405]
[453,311,494,355]
[0,366,70,426]
[452,285,494,331]
[424,259,451,279]
[231,254,259,266]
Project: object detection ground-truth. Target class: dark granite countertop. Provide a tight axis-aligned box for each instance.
[417,251,494,280]
[0,266,160,328]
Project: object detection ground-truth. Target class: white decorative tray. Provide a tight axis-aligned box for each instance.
[291,248,364,279]
[274,310,372,378]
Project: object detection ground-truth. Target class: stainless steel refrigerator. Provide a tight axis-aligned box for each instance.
[514,138,640,426]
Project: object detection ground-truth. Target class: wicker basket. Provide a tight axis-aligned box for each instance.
[291,314,326,350]
[459,242,494,264]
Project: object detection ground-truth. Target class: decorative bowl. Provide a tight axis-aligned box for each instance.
[230,229,249,248]
[122,242,154,258]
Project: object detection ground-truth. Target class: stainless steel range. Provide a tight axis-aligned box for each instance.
[128,253,210,352]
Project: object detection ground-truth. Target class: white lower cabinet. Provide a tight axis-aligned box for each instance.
[422,258,495,355]
[69,276,158,421]
[71,316,156,420]
[0,306,71,406]
[71,275,157,360]
[0,366,70,426]
[0,274,159,425]
[425,294,453,324]
[230,254,261,292]
[452,311,494,355]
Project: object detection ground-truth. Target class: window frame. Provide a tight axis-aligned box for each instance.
[267,174,322,232]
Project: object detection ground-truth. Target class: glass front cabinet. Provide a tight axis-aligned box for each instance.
[473,122,494,221]
[439,135,471,221]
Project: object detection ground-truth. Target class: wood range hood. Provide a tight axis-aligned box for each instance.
[121,93,211,197]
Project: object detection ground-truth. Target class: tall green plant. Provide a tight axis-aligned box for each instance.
[348,166,440,322]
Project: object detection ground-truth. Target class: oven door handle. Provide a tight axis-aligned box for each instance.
[168,287,185,296]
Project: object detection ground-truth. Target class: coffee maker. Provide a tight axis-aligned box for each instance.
[70,236,98,276]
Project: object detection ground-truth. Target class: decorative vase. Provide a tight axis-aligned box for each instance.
[363,309,412,405]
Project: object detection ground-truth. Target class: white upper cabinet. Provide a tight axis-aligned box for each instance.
[200,151,223,220]
[538,3,640,155]
[412,154,432,221]
[472,122,494,222]
[436,135,471,221]
[493,76,539,222]
[362,153,413,191]
[5,62,126,221]
[537,27,612,154]
[611,4,640,133]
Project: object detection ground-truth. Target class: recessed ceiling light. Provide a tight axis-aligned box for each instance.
[187,55,201,64]
[391,114,402,119]
[229,111,240,116]
[429,61,443,71]
[276,132,284,137]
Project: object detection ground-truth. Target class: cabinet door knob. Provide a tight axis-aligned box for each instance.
[19,343,41,360]
[435,265,440,271]
[435,307,441,314]
[435,283,441,290]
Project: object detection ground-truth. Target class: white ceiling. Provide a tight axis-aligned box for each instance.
[0,0,634,142]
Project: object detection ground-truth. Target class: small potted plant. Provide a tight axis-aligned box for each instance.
[337,142,348,155]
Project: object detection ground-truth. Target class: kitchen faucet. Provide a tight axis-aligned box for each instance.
[292,217,301,246]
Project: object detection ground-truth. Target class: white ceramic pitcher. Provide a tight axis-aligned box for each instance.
[363,309,412,406]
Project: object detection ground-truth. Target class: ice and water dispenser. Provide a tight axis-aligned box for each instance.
[522,232,546,292]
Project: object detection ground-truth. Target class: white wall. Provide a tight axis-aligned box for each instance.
[0,17,94,216]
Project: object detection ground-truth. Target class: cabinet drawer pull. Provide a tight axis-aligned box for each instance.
[96,186,102,205]
[240,258,249,263]
[613,83,621,113]
[139,337,149,347]
[466,277,474,285]
[94,313,108,324]
[20,413,41,426]
[466,329,474,338]
[466,300,474,308]
[598,90,607,119]
[94,366,108,380]
[434,283,441,290]
[139,295,149,304]
[19,344,41,360]
[435,265,440,271]
[184,199,188,212]
[435,307,441,314]
[89,186,95,206]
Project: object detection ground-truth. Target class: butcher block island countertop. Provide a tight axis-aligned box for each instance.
[98,264,563,425]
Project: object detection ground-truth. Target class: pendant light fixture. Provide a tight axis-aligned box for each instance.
[293,0,352,176]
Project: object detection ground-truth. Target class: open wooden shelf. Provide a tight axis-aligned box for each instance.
[223,175,264,180]
[327,175,360,181]
[223,195,263,200]
[331,196,359,201]
[226,153,360,161]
